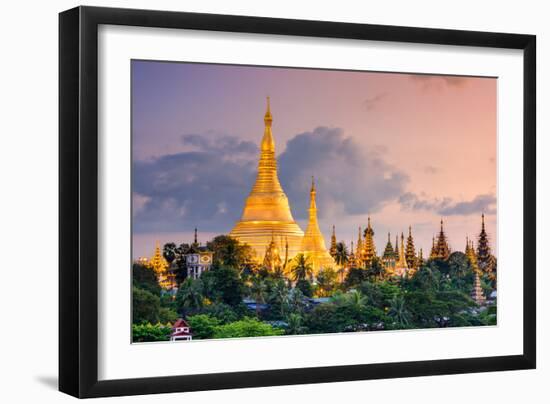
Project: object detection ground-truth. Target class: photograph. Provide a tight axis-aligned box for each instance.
[131,60,498,343]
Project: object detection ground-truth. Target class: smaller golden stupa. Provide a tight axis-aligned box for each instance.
[300,177,336,273]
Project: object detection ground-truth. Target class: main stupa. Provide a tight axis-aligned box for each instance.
[230,98,305,260]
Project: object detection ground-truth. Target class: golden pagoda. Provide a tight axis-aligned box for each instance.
[395,232,408,276]
[230,97,304,260]
[300,177,336,273]
[363,217,377,267]
[263,232,283,272]
[149,241,174,289]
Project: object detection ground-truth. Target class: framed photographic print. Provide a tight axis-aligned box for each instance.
[59,6,536,398]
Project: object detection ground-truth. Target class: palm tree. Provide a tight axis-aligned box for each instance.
[250,277,267,317]
[286,313,306,335]
[176,278,204,313]
[316,267,337,297]
[334,242,349,267]
[291,254,314,282]
[344,289,369,310]
[269,279,290,318]
[388,295,411,327]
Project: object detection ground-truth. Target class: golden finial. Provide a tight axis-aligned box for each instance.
[311,176,315,192]
[264,96,272,126]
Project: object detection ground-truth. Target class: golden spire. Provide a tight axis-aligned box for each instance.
[301,177,336,273]
[363,216,376,266]
[150,240,170,289]
[357,226,363,253]
[330,225,338,257]
[261,96,275,153]
[230,98,304,260]
[396,232,408,272]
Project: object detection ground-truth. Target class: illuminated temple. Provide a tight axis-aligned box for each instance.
[230,98,305,260]
[300,178,336,271]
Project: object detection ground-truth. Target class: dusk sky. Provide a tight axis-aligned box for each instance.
[132,60,496,260]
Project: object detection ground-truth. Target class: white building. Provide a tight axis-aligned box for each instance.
[170,319,193,341]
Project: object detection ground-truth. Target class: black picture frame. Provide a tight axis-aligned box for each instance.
[59,5,536,398]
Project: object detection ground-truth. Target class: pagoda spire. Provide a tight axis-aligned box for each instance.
[382,232,395,258]
[356,226,364,266]
[150,241,170,289]
[193,227,198,245]
[476,213,492,272]
[405,226,417,269]
[394,234,399,259]
[430,236,437,259]
[263,232,282,272]
[417,248,424,269]
[329,225,338,258]
[300,177,335,272]
[434,219,451,260]
[471,271,486,305]
[382,232,396,274]
[395,232,408,274]
[349,241,356,268]
[363,216,377,267]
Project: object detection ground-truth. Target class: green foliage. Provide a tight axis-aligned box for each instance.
[316,267,338,297]
[207,235,255,270]
[187,314,221,339]
[133,286,179,325]
[201,265,245,306]
[133,286,161,324]
[290,254,314,282]
[267,278,291,318]
[175,278,204,313]
[201,302,242,324]
[295,279,313,298]
[344,267,367,288]
[132,263,161,296]
[285,313,307,335]
[212,317,285,339]
[334,242,349,268]
[250,277,268,316]
[365,257,385,281]
[387,295,411,328]
[162,242,178,264]
[159,307,179,323]
[133,234,497,341]
[132,322,171,342]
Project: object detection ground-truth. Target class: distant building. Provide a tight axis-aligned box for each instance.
[170,319,193,341]
[186,249,213,279]
[185,228,213,280]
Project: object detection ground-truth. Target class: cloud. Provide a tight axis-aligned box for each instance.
[132,127,410,233]
[363,93,387,111]
[438,194,496,215]
[132,134,258,233]
[399,192,496,216]
[278,127,409,219]
[132,192,151,216]
[409,74,468,89]
[181,133,258,156]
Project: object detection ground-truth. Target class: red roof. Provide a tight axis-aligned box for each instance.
[172,319,189,329]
